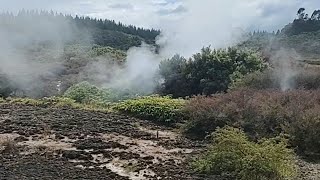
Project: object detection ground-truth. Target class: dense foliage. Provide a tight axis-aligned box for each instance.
[193,127,297,180]
[159,47,266,97]
[114,96,185,124]
[282,8,320,36]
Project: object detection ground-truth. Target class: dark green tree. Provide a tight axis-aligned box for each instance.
[159,47,266,97]
[297,8,306,20]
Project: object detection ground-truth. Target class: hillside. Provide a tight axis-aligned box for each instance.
[0,44,128,98]
[0,10,161,98]
[0,10,160,50]
[238,8,320,63]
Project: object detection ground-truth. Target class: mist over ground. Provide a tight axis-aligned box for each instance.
[0,13,76,97]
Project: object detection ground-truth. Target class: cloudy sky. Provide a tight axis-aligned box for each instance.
[0,0,319,56]
[0,0,319,31]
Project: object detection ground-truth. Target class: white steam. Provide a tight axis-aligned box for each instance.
[271,48,301,91]
[84,44,162,94]
[0,13,76,97]
[154,0,312,57]
[107,44,161,93]
[88,0,307,94]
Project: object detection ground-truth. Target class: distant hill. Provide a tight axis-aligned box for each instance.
[282,8,320,36]
[0,10,162,97]
[238,8,320,63]
[0,10,160,50]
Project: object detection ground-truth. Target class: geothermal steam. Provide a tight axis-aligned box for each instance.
[271,48,301,91]
[83,43,161,94]
[0,13,75,97]
[0,0,311,97]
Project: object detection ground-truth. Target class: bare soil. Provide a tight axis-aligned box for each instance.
[0,103,214,180]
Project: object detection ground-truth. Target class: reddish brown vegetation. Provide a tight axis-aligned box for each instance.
[183,88,320,156]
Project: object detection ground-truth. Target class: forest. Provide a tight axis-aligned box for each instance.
[0,10,160,50]
[1,7,320,180]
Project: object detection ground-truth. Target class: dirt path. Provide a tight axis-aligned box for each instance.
[0,103,210,180]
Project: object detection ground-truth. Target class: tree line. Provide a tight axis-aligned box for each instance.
[282,8,320,36]
[0,10,160,49]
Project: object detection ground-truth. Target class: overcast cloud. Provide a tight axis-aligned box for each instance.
[0,0,319,56]
[0,0,318,30]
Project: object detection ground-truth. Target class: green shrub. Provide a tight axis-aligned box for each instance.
[113,96,185,124]
[230,70,277,90]
[63,82,112,104]
[90,45,126,61]
[193,127,297,180]
[64,82,143,105]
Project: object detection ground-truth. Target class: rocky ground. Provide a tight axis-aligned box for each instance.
[0,103,215,180]
[0,103,319,180]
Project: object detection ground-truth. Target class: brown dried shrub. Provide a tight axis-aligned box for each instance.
[183,88,320,156]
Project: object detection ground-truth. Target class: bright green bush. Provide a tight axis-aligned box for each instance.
[90,45,126,60]
[63,82,144,105]
[193,127,297,180]
[113,96,185,124]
